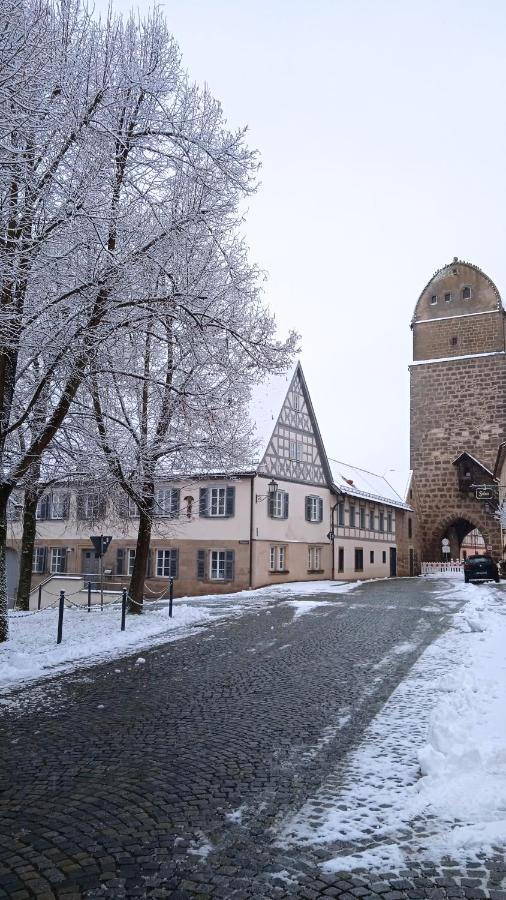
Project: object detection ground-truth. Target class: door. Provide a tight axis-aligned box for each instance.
[389,547,397,577]
[409,547,414,577]
[82,549,100,576]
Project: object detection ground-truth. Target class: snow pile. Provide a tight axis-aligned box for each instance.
[0,579,359,693]
[279,579,506,869]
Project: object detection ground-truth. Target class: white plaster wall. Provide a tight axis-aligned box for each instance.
[253,476,331,544]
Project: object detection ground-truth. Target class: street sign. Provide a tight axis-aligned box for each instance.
[326,531,335,541]
[90,535,112,557]
[442,538,450,549]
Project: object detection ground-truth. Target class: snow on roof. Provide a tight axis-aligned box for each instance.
[411,351,505,366]
[452,451,495,478]
[329,458,410,508]
[248,367,295,462]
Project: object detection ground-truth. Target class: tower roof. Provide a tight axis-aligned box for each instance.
[412,258,503,325]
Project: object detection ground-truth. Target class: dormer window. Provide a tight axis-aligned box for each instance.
[430,295,437,305]
[444,292,452,303]
[462,286,471,300]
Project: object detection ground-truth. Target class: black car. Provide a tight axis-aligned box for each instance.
[463,554,500,583]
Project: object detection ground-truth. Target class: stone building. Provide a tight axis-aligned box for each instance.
[410,258,505,561]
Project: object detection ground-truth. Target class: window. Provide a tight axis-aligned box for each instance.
[77,493,102,520]
[337,502,345,527]
[200,486,235,518]
[269,545,286,571]
[408,517,412,539]
[6,495,22,520]
[156,549,178,578]
[354,548,363,572]
[289,440,303,461]
[359,507,366,529]
[369,507,375,530]
[338,547,344,573]
[308,546,322,571]
[128,549,136,575]
[50,548,66,574]
[50,494,68,520]
[155,488,180,518]
[370,550,374,564]
[209,550,234,581]
[269,490,289,519]
[349,504,356,527]
[127,497,138,517]
[387,511,393,532]
[430,295,437,305]
[293,394,300,411]
[462,286,471,300]
[382,550,387,564]
[379,510,385,532]
[451,336,458,347]
[444,292,452,303]
[32,547,47,573]
[305,495,323,522]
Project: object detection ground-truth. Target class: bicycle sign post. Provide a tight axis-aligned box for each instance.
[90,535,112,611]
[441,537,450,561]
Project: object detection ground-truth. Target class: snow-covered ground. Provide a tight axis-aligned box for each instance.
[0,580,357,693]
[279,576,506,872]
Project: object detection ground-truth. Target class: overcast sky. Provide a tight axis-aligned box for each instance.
[98,0,506,495]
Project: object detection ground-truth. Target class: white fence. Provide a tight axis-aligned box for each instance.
[421,560,463,575]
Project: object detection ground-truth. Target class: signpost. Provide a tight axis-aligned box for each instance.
[441,537,450,560]
[90,535,112,611]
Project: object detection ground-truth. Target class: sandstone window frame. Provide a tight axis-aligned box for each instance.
[354,547,364,572]
[430,294,438,306]
[382,550,387,564]
[308,545,322,571]
[462,285,472,300]
[444,291,452,303]
[269,545,287,572]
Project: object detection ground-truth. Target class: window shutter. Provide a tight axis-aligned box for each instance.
[267,494,275,518]
[62,494,70,519]
[116,548,125,576]
[42,546,48,573]
[225,486,235,516]
[225,550,234,581]
[197,549,206,579]
[199,488,208,517]
[283,492,289,519]
[76,493,85,520]
[318,497,323,522]
[39,495,49,520]
[305,496,312,521]
[61,549,68,574]
[171,489,180,517]
[171,549,179,578]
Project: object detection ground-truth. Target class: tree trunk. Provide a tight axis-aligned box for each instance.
[16,490,38,610]
[128,486,154,614]
[0,486,11,642]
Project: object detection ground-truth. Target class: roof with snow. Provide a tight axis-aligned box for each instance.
[248,366,297,463]
[329,458,410,509]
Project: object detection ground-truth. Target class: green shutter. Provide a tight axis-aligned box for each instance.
[225,486,235,516]
[199,488,208,517]
[282,492,289,519]
[225,550,234,581]
[305,496,312,521]
[197,549,206,579]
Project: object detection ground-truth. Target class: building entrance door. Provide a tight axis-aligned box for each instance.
[389,547,397,577]
[82,549,100,576]
[409,547,414,577]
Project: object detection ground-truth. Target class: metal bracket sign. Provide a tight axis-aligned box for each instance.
[90,535,112,557]
[475,487,494,500]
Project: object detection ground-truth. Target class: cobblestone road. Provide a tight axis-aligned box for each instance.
[0,577,504,899]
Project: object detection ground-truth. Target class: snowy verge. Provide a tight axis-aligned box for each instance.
[279,579,506,870]
[0,580,358,693]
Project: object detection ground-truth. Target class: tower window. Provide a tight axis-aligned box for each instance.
[430,295,437,305]
[451,336,458,346]
[444,292,452,302]
[462,286,471,300]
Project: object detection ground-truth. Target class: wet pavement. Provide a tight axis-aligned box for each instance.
[0,577,504,898]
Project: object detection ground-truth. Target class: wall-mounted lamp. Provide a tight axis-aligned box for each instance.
[255,479,278,503]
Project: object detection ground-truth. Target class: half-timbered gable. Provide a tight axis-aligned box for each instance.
[257,365,331,487]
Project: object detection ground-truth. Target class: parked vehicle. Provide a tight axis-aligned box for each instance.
[463,554,500,584]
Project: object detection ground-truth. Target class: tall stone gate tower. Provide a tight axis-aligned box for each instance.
[410,258,506,560]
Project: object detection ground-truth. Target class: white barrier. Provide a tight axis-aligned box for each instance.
[421,560,463,575]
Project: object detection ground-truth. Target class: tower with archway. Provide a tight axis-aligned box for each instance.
[410,258,506,561]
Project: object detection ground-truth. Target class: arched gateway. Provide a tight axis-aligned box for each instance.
[410,258,505,561]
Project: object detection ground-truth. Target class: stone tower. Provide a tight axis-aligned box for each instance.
[410,258,506,560]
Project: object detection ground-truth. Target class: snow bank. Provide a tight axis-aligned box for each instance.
[279,579,506,869]
[0,580,359,693]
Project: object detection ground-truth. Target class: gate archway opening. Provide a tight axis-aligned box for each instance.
[439,518,487,561]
